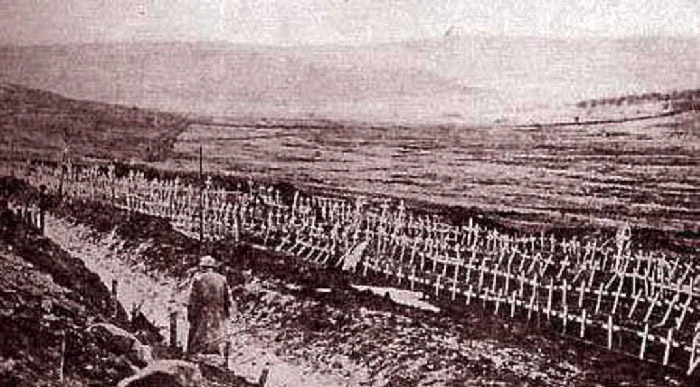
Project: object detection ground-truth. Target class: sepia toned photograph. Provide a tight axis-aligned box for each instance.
[1,1,700,386]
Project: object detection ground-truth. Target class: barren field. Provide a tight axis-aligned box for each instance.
[4,82,700,237]
[167,109,700,235]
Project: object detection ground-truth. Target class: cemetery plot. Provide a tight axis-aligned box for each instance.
[11,159,700,376]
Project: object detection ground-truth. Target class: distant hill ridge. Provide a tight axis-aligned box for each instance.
[0,83,190,162]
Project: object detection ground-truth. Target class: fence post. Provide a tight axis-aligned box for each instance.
[111,279,118,317]
[199,146,203,247]
[58,330,66,382]
[170,311,178,350]
[258,365,270,387]
[39,187,45,234]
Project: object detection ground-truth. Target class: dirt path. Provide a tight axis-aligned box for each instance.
[43,213,603,386]
[44,214,370,386]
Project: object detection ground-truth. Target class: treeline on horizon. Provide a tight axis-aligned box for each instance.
[576,88,700,110]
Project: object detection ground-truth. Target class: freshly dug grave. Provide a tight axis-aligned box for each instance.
[36,188,693,386]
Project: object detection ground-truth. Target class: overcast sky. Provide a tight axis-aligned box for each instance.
[1,0,699,46]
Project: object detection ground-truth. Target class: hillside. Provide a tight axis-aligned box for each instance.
[0,83,190,162]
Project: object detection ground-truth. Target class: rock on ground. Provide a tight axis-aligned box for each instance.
[117,360,202,387]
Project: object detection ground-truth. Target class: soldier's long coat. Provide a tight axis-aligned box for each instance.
[187,271,231,355]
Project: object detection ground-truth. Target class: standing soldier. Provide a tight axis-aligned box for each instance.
[187,255,232,357]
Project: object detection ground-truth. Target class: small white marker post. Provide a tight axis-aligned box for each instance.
[644,293,659,323]
[595,283,604,315]
[527,291,536,322]
[611,279,623,315]
[435,275,441,298]
[546,279,554,321]
[580,309,587,338]
[478,265,485,290]
[639,323,649,360]
[505,266,511,295]
[494,288,503,315]
[663,328,673,366]
[689,331,700,376]
[491,269,498,293]
[410,267,416,291]
[676,295,691,330]
[607,315,614,349]
[628,290,642,319]
[452,265,459,301]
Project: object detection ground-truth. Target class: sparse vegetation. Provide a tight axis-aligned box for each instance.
[0,84,190,162]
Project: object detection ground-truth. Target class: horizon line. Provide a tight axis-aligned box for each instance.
[2,33,699,50]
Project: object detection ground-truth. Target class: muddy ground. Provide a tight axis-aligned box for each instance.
[0,200,131,386]
[33,188,694,386]
[0,181,253,386]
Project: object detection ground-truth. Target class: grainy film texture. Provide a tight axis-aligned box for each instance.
[1,1,700,386]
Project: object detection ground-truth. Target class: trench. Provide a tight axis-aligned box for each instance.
[40,212,597,386]
[44,214,370,387]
